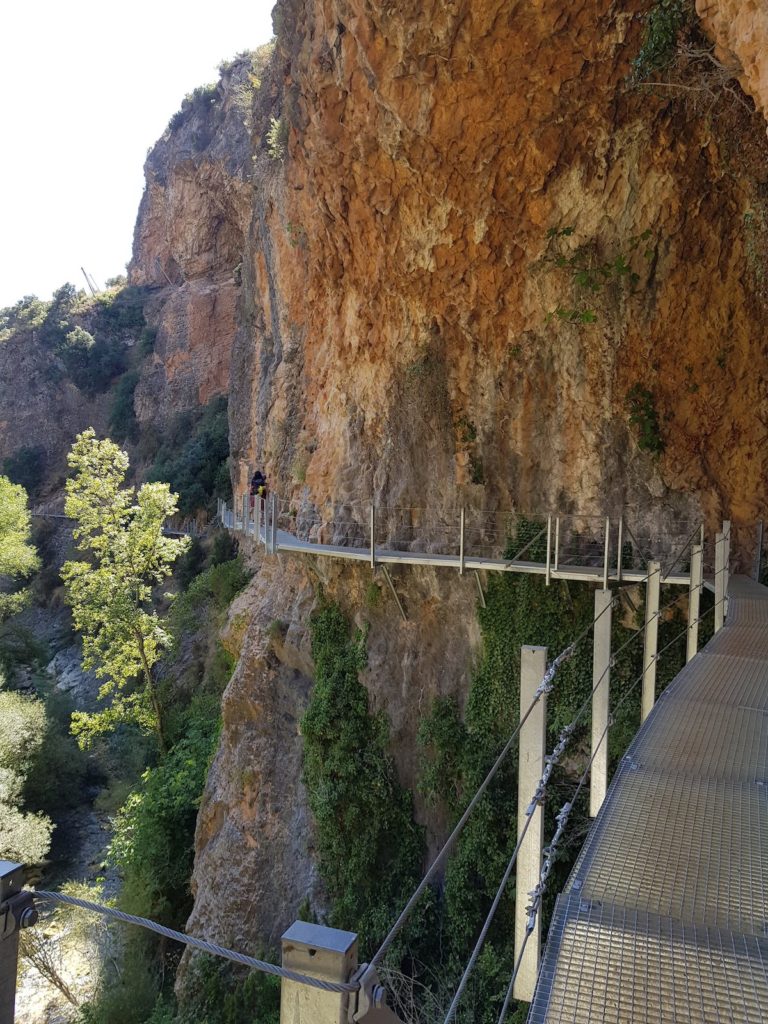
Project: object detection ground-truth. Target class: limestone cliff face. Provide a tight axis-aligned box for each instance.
[0,331,107,477]
[185,0,768,956]
[697,0,768,124]
[130,55,259,426]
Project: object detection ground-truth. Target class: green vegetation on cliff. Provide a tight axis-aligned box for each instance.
[303,602,425,954]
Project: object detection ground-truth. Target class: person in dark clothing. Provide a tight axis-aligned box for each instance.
[250,470,267,509]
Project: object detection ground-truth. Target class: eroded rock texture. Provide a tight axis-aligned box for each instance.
[130,56,257,425]
[183,0,768,956]
[697,0,768,124]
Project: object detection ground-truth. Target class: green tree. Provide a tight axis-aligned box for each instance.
[62,430,189,751]
[0,687,53,862]
[0,476,40,622]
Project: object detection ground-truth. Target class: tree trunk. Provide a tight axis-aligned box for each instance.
[136,633,167,754]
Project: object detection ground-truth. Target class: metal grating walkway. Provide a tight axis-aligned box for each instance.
[529,575,768,1023]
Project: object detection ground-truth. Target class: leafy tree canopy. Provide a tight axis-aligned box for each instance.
[62,430,189,750]
[0,476,40,622]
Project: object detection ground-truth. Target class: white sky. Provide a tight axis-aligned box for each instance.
[0,0,276,307]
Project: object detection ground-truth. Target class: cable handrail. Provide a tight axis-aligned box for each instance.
[33,891,359,994]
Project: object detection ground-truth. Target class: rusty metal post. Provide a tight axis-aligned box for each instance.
[280,921,358,1024]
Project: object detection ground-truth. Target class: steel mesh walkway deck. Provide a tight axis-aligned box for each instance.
[529,575,768,1023]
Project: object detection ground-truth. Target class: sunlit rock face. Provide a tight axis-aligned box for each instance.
[129,56,255,426]
[697,0,768,127]
[183,0,768,960]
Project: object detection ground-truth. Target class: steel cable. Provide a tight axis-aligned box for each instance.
[34,890,359,994]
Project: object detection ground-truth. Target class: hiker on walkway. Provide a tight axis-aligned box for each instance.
[250,470,267,509]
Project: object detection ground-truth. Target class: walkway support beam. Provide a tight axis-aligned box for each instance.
[755,520,764,582]
[715,531,726,632]
[514,645,548,1003]
[459,508,465,576]
[641,561,661,723]
[590,589,612,818]
[687,543,703,663]
[370,504,376,570]
[279,921,357,1024]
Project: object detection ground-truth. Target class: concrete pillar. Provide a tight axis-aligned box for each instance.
[280,921,357,1024]
[590,589,612,817]
[714,531,726,632]
[687,543,703,663]
[514,645,548,1003]
[641,561,661,723]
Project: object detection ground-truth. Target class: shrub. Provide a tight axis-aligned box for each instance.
[109,704,219,927]
[169,558,250,640]
[302,603,424,954]
[175,537,206,590]
[632,0,694,83]
[109,371,141,441]
[148,397,231,515]
[209,530,237,566]
[0,690,54,863]
[3,446,47,497]
[266,116,288,159]
[627,383,665,454]
[176,955,280,1024]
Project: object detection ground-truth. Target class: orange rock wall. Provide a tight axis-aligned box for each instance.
[697,0,768,125]
[231,0,768,538]
[188,0,768,959]
[130,58,255,425]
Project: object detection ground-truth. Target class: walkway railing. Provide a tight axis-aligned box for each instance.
[218,495,729,589]
[4,535,732,1024]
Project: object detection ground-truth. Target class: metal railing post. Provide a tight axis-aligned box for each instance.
[602,517,610,590]
[687,543,703,663]
[1,861,37,1024]
[755,520,764,582]
[545,515,552,586]
[553,516,560,572]
[256,496,262,545]
[641,561,661,723]
[280,921,358,1024]
[242,494,249,535]
[272,494,278,554]
[370,503,376,570]
[616,516,623,581]
[514,646,548,1002]
[459,507,465,575]
[265,497,272,554]
[590,589,612,817]
[715,531,726,632]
